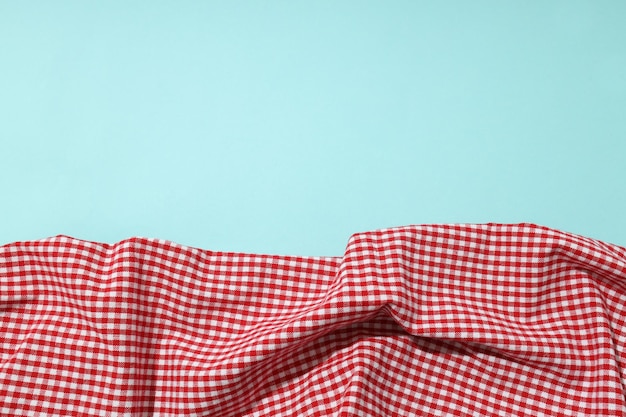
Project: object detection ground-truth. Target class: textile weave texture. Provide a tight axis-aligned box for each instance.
[2,223,626,416]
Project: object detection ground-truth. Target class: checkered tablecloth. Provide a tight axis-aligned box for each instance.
[2,223,626,416]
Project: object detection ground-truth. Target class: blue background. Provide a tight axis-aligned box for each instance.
[2,1,625,255]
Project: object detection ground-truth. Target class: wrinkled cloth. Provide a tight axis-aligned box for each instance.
[2,223,626,416]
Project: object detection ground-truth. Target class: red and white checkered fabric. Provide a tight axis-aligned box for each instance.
[2,223,626,416]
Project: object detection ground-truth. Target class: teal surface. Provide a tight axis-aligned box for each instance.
[2,2,625,255]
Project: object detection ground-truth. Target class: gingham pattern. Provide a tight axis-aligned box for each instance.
[2,223,626,416]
